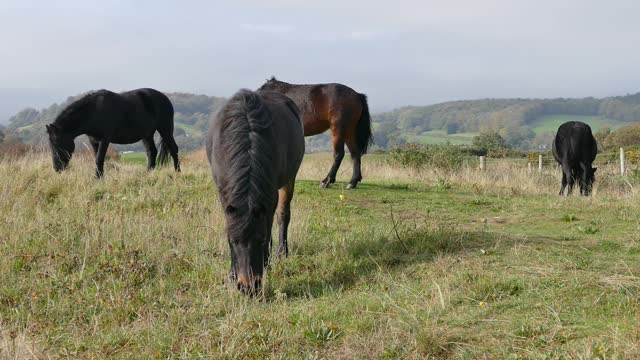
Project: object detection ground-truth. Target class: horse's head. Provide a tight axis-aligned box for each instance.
[581,166,597,195]
[224,199,276,294]
[586,167,597,194]
[46,124,75,172]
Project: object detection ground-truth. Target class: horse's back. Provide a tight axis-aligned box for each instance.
[121,88,173,122]
[553,121,597,165]
[208,90,304,188]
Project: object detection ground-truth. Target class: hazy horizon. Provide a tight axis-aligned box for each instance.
[2,0,640,123]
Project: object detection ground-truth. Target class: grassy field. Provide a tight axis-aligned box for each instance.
[120,152,148,166]
[174,122,203,137]
[1,151,639,358]
[403,131,479,145]
[402,115,626,146]
[529,115,625,135]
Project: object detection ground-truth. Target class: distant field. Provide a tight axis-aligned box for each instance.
[16,124,34,132]
[529,115,626,134]
[401,115,628,146]
[174,122,203,136]
[120,151,147,165]
[404,130,479,145]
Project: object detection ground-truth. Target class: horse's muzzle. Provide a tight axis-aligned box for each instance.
[237,273,262,295]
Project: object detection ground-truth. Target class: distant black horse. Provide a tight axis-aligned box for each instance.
[46,88,180,177]
[258,77,373,189]
[207,89,304,293]
[552,121,597,196]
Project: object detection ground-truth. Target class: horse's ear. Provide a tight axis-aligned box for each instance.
[46,124,60,135]
[269,75,276,81]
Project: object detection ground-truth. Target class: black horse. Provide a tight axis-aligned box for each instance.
[552,121,597,196]
[258,77,373,189]
[207,89,305,293]
[46,88,180,177]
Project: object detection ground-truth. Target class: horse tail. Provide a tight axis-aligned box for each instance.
[157,138,171,166]
[355,93,373,155]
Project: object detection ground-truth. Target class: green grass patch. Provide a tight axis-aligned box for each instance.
[0,154,638,358]
[403,130,479,145]
[529,114,626,134]
[120,152,147,165]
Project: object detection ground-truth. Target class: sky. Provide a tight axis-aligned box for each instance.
[1,0,640,123]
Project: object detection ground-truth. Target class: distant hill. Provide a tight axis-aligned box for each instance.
[5,91,640,151]
[373,94,640,149]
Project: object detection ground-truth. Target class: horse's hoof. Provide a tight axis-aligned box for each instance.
[320,182,330,189]
[346,183,357,190]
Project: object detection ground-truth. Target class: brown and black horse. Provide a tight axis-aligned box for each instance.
[258,77,373,189]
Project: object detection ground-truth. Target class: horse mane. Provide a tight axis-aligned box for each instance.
[218,89,276,233]
[53,90,108,130]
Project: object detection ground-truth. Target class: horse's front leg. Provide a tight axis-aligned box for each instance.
[95,140,110,178]
[276,183,295,258]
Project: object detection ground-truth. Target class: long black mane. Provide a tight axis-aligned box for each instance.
[208,88,305,291]
[217,89,277,235]
[53,90,109,130]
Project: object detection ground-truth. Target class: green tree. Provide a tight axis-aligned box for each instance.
[472,131,508,152]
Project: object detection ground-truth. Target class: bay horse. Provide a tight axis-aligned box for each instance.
[258,77,373,189]
[207,89,305,293]
[46,88,180,178]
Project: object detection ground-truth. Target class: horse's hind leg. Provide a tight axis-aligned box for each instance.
[320,136,345,188]
[167,137,180,172]
[142,136,158,170]
[346,141,363,190]
[95,140,110,178]
[158,128,181,172]
[88,136,100,157]
[276,182,295,258]
[559,170,567,196]
[566,166,576,196]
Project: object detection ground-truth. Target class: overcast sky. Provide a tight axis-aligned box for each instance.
[1,0,639,122]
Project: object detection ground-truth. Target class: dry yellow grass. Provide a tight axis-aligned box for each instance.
[0,150,638,358]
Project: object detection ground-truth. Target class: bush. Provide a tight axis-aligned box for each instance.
[625,147,640,165]
[472,131,508,153]
[598,124,640,151]
[486,147,527,158]
[389,143,472,171]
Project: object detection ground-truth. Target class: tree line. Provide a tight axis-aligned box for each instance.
[4,91,640,152]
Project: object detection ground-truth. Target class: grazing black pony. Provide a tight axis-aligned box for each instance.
[207,89,305,293]
[258,77,373,189]
[552,121,598,196]
[46,88,180,177]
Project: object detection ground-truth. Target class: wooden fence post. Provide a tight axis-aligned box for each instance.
[620,147,626,176]
[479,156,485,171]
[538,155,543,173]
